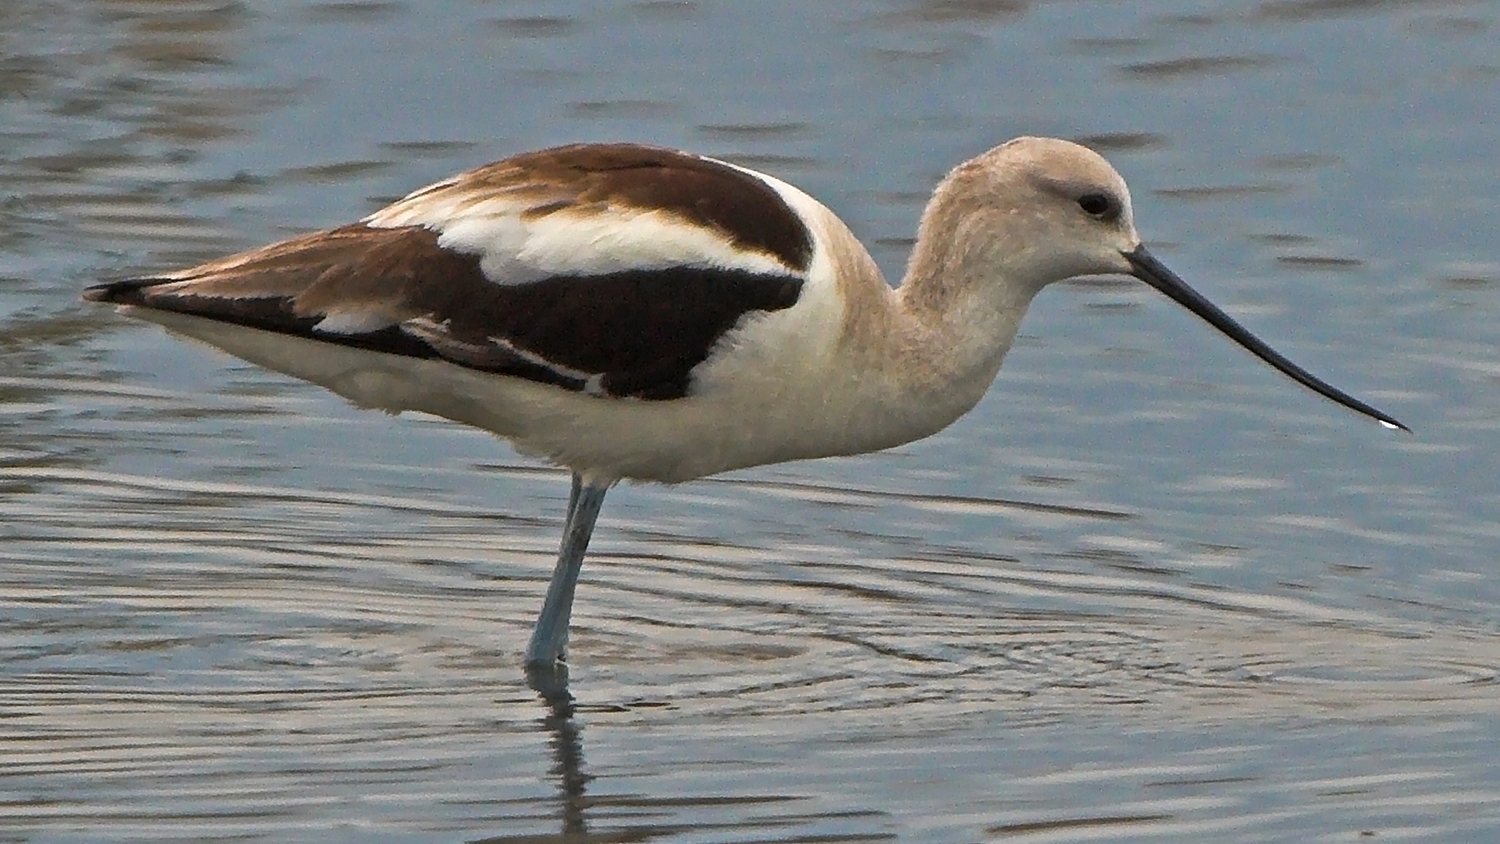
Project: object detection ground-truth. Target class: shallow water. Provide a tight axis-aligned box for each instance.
[4,0,1500,841]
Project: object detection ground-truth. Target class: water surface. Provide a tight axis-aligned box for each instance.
[4,1,1500,842]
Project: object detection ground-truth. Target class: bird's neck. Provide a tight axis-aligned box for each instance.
[882,198,1043,420]
[819,244,1037,454]
[791,189,1044,454]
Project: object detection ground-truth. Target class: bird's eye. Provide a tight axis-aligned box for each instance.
[1078,192,1113,217]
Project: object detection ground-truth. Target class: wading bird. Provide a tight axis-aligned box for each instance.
[84,138,1406,666]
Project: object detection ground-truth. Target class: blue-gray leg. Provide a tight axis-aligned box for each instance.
[526,473,608,665]
[561,471,583,526]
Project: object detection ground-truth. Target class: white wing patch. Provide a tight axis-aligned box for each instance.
[314,310,401,335]
[364,179,800,286]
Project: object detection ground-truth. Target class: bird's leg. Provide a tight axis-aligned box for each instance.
[563,471,582,524]
[526,473,608,665]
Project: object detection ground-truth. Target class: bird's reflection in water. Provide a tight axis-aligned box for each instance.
[526,662,592,838]
[483,664,889,843]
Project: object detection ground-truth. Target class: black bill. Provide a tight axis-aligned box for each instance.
[1124,246,1409,432]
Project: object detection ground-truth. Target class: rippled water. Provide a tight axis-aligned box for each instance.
[4,0,1500,841]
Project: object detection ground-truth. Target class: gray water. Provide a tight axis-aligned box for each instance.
[4,1,1500,841]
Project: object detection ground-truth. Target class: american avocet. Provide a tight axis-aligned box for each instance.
[83,138,1407,666]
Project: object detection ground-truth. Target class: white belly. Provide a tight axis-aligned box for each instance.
[131,306,975,484]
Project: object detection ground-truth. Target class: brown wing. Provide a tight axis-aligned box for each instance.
[84,144,813,400]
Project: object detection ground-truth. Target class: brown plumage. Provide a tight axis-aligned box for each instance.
[84,144,814,399]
